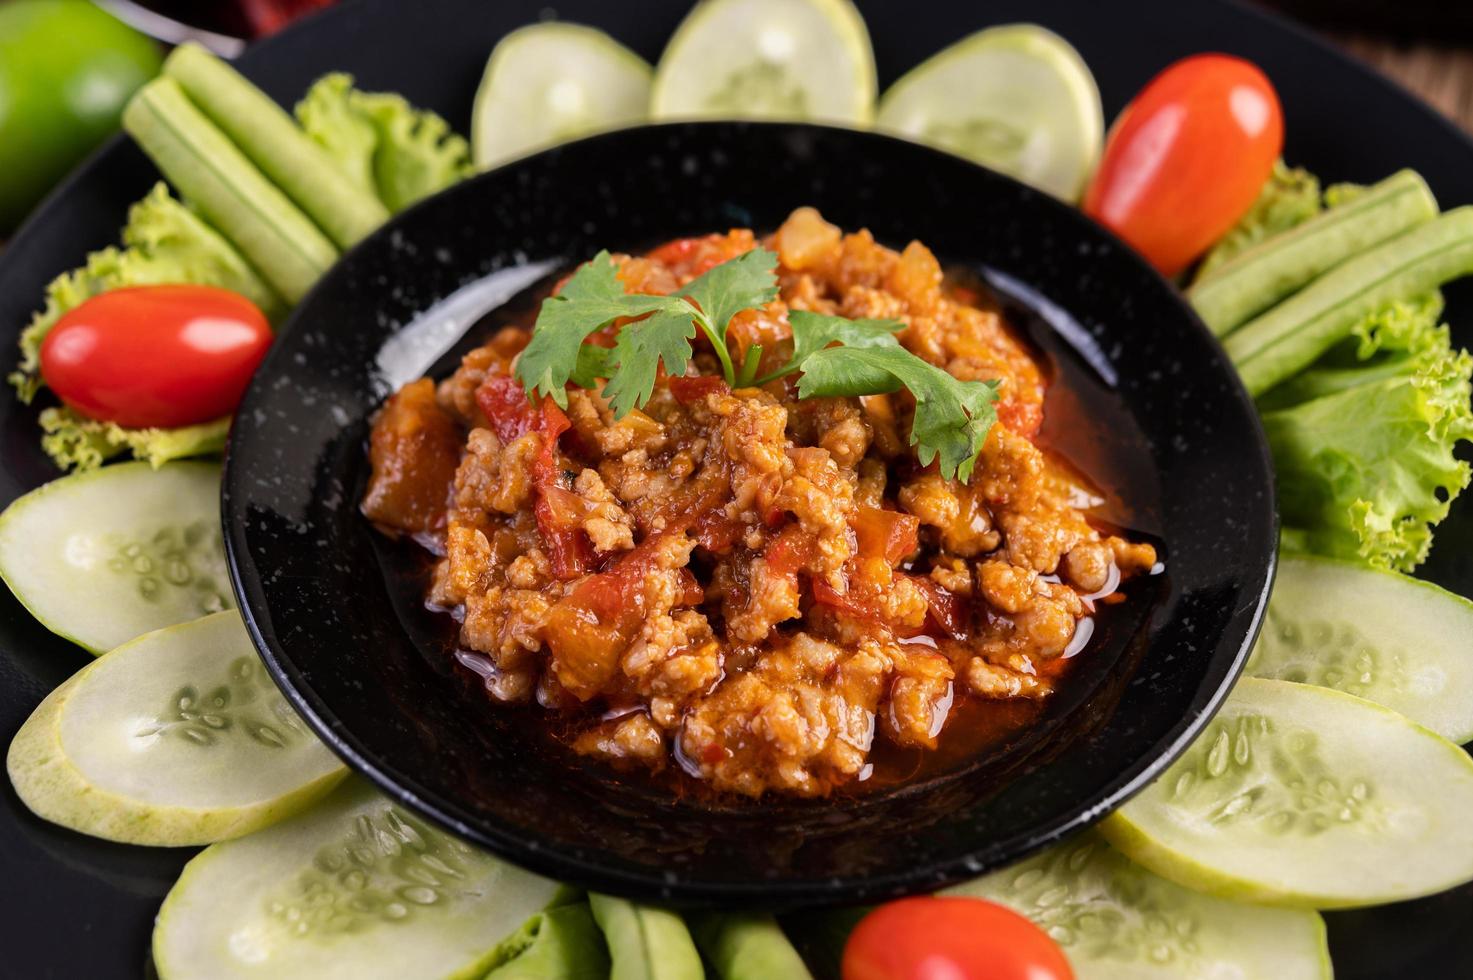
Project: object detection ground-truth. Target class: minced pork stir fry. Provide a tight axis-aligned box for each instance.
[362,208,1157,798]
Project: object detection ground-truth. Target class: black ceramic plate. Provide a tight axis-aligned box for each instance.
[2,0,1472,976]
[221,120,1274,905]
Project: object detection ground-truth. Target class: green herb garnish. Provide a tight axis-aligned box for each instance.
[514,247,1000,480]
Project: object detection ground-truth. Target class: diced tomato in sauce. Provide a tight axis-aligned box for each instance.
[667,374,730,404]
[544,535,703,699]
[475,375,540,443]
[530,399,594,579]
[851,506,920,566]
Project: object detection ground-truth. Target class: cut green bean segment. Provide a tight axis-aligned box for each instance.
[1226,206,1473,396]
[483,903,611,979]
[163,42,388,248]
[1102,678,1473,908]
[123,77,338,303]
[1191,169,1437,336]
[588,894,705,980]
[153,778,562,980]
[690,913,814,980]
[7,611,345,846]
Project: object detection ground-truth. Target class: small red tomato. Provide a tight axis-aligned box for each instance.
[1083,53,1283,277]
[842,896,1074,980]
[39,285,272,429]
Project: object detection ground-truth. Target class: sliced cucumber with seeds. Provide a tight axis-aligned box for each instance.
[0,461,232,654]
[952,832,1330,979]
[876,25,1102,200]
[1248,554,1473,743]
[473,23,652,170]
[154,778,562,980]
[1102,678,1473,908]
[7,611,344,846]
[651,0,876,125]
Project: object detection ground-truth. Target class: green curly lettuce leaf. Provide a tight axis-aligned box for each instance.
[1264,295,1473,572]
[296,73,474,213]
[9,183,283,404]
[38,408,230,472]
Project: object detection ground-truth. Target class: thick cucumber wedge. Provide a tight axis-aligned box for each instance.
[1226,206,1473,396]
[123,77,339,304]
[154,778,562,980]
[472,24,652,170]
[1190,169,1438,336]
[1248,554,1473,743]
[7,611,344,845]
[1102,678,1473,908]
[588,894,704,980]
[952,832,1330,979]
[0,461,232,653]
[163,43,389,249]
[651,0,876,125]
[877,25,1102,201]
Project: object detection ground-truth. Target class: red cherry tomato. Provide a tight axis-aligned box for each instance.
[39,285,272,429]
[1083,54,1283,277]
[842,896,1074,980]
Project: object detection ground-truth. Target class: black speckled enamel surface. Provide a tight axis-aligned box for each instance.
[222,122,1275,906]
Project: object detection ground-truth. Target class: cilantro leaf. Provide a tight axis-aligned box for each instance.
[788,310,904,369]
[516,251,680,406]
[798,345,1000,481]
[602,309,699,416]
[680,247,780,338]
[570,343,613,389]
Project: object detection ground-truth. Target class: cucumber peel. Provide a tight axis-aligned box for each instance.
[1102,678,1473,908]
[472,23,652,170]
[153,778,562,980]
[1249,554,1473,743]
[7,611,345,846]
[123,77,339,304]
[952,832,1330,979]
[652,0,876,125]
[1191,169,1438,336]
[0,461,233,653]
[877,24,1102,201]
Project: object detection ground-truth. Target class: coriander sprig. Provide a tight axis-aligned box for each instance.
[513,246,1001,480]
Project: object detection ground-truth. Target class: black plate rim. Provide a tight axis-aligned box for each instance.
[221,118,1278,904]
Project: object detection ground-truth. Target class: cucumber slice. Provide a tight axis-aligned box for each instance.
[0,461,233,654]
[7,611,345,845]
[651,0,876,125]
[952,832,1330,979]
[1248,554,1473,743]
[876,25,1102,201]
[1102,677,1473,908]
[153,778,562,980]
[472,23,652,170]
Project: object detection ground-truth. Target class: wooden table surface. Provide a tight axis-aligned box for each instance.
[1336,34,1473,133]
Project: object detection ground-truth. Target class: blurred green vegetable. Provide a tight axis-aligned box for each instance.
[0,0,162,232]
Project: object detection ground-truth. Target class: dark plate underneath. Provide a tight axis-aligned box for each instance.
[221,119,1273,905]
[0,0,1471,976]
